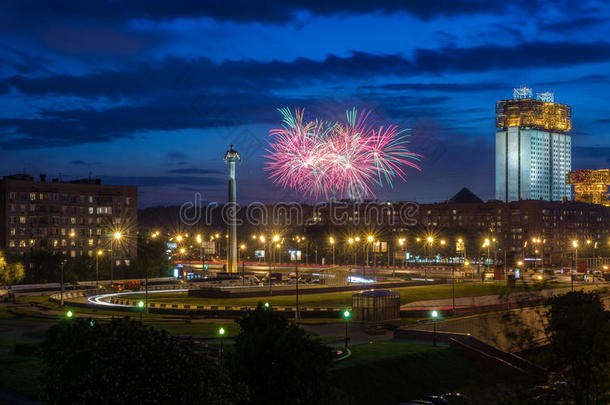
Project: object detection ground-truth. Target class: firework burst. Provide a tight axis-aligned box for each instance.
[265,108,422,200]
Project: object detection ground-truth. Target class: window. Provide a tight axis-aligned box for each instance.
[71,217,76,224]
[9,192,16,200]
[10,228,15,236]
[19,216,26,224]
[29,193,36,201]
[97,207,112,215]
[9,240,15,247]
[88,207,94,214]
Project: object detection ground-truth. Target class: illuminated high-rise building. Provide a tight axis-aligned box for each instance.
[495,87,572,202]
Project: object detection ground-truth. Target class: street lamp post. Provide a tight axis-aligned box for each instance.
[343,309,351,348]
[329,236,336,266]
[112,231,122,283]
[218,327,225,365]
[366,235,373,278]
[431,310,438,347]
[293,236,304,322]
[572,240,579,292]
[95,250,103,289]
[426,236,434,279]
[138,300,144,321]
[60,259,67,306]
[398,238,406,277]
[240,244,246,286]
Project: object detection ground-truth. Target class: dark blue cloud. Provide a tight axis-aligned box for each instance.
[0,0,543,25]
[1,0,610,206]
[100,175,224,188]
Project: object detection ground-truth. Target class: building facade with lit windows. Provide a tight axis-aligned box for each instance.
[495,87,572,202]
[0,174,137,260]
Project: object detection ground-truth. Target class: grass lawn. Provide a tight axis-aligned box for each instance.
[0,337,43,400]
[122,281,567,308]
[331,341,508,404]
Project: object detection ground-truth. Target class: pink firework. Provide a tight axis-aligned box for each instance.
[265,108,422,200]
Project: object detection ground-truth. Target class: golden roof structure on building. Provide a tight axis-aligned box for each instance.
[568,169,610,207]
[496,98,571,133]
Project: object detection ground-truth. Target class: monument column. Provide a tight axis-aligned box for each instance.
[224,145,241,273]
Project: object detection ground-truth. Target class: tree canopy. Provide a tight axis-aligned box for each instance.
[228,303,345,405]
[40,317,246,405]
[546,291,610,405]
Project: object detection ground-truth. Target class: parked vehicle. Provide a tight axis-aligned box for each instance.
[423,395,448,404]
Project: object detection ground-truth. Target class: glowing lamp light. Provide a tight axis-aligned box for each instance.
[264,302,270,308]
[219,327,225,336]
[431,310,438,318]
[138,300,145,308]
[367,235,374,242]
[343,309,351,319]
[114,232,122,240]
[66,310,73,318]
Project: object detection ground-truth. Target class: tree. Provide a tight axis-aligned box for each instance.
[0,252,25,286]
[545,291,610,405]
[228,304,345,405]
[40,317,247,405]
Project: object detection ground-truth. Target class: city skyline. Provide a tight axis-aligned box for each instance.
[1,1,610,206]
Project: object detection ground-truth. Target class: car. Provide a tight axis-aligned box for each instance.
[423,395,448,404]
[441,393,471,404]
[402,401,434,405]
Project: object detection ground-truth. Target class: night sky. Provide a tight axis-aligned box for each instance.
[1,1,609,207]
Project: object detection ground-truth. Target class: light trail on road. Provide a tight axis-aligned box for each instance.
[87,289,189,308]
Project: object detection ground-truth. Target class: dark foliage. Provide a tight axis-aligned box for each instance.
[39,317,247,405]
[545,291,610,405]
[228,304,345,405]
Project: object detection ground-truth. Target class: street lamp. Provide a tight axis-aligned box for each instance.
[95,250,103,289]
[425,236,434,279]
[431,310,439,347]
[218,327,226,364]
[329,236,336,266]
[138,300,144,321]
[66,310,73,318]
[343,309,351,348]
[398,238,406,276]
[366,235,374,274]
[60,258,67,306]
[272,234,280,269]
[293,236,304,321]
[111,231,123,283]
[572,240,579,291]
[348,237,356,269]
[240,243,246,286]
